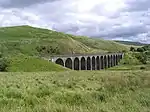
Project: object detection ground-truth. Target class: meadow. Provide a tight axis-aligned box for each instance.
[0,70,150,112]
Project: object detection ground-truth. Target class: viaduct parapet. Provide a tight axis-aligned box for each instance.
[50,53,124,70]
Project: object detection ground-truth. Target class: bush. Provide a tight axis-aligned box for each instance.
[137,47,145,52]
[0,53,2,58]
[134,52,147,64]
[36,45,60,55]
[140,66,146,70]
[120,53,141,65]
[130,47,136,52]
[0,58,9,72]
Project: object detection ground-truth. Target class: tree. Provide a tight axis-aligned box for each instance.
[137,47,145,52]
[134,53,147,64]
[0,58,9,72]
[130,47,136,52]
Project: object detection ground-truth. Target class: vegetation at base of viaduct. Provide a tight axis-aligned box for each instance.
[129,45,150,64]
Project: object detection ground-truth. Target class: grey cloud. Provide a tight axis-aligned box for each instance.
[0,0,59,8]
[125,0,150,12]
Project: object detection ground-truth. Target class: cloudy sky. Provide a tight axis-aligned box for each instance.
[0,0,150,43]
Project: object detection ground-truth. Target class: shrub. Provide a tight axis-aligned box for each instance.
[0,53,2,58]
[140,66,146,70]
[36,45,60,55]
[120,53,141,65]
[134,52,147,64]
[130,47,136,52]
[137,47,145,52]
[0,58,9,72]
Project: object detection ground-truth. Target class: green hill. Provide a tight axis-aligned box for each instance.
[115,40,147,46]
[6,55,68,72]
[0,25,129,71]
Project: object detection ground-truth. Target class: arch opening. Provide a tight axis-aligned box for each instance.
[65,58,72,69]
[55,58,64,66]
[108,55,111,68]
[81,57,86,70]
[113,55,116,66]
[74,58,80,70]
[104,56,107,69]
[100,56,104,69]
[116,55,118,65]
[110,55,113,67]
[92,56,96,70]
[96,56,100,70]
[87,57,91,70]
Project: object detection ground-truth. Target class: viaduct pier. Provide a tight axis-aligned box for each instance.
[50,53,124,70]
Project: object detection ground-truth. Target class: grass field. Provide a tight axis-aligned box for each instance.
[0,70,150,112]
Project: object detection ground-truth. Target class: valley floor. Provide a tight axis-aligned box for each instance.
[0,70,150,112]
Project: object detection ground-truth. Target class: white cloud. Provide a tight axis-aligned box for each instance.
[0,0,150,43]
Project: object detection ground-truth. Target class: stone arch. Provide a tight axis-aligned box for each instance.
[108,55,111,68]
[116,55,118,65]
[121,54,123,59]
[113,55,116,66]
[87,57,91,70]
[92,56,96,70]
[119,54,123,60]
[55,58,64,66]
[65,58,72,69]
[104,55,107,69]
[96,56,100,70]
[74,57,80,70]
[100,56,104,69]
[110,55,113,67]
[81,57,86,70]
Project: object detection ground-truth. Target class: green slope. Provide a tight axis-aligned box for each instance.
[0,25,129,54]
[6,55,68,72]
[0,25,129,71]
[115,40,147,46]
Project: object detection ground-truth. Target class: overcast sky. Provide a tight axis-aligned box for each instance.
[0,0,150,43]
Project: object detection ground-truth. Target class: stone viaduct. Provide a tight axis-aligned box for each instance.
[50,53,124,70]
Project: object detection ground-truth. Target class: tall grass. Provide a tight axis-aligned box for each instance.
[0,71,150,112]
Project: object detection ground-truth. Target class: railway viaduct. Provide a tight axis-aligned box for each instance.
[50,53,124,70]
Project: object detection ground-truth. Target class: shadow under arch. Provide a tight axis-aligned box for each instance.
[96,56,100,70]
[113,55,116,66]
[116,55,118,65]
[104,55,107,69]
[108,55,111,68]
[74,57,80,70]
[55,58,64,66]
[81,57,86,70]
[92,56,96,70]
[110,55,113,67]
[100,56,104,69]
[65,58,72,69]
[87,57,91,70]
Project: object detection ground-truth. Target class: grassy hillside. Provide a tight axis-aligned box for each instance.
[0,70,150,112]
[6,55,68,72]
[0,25,130,71]
[0,25,129,56]
[115,40,146,46]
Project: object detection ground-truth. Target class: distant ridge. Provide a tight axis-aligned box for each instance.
[115,40,147,46]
